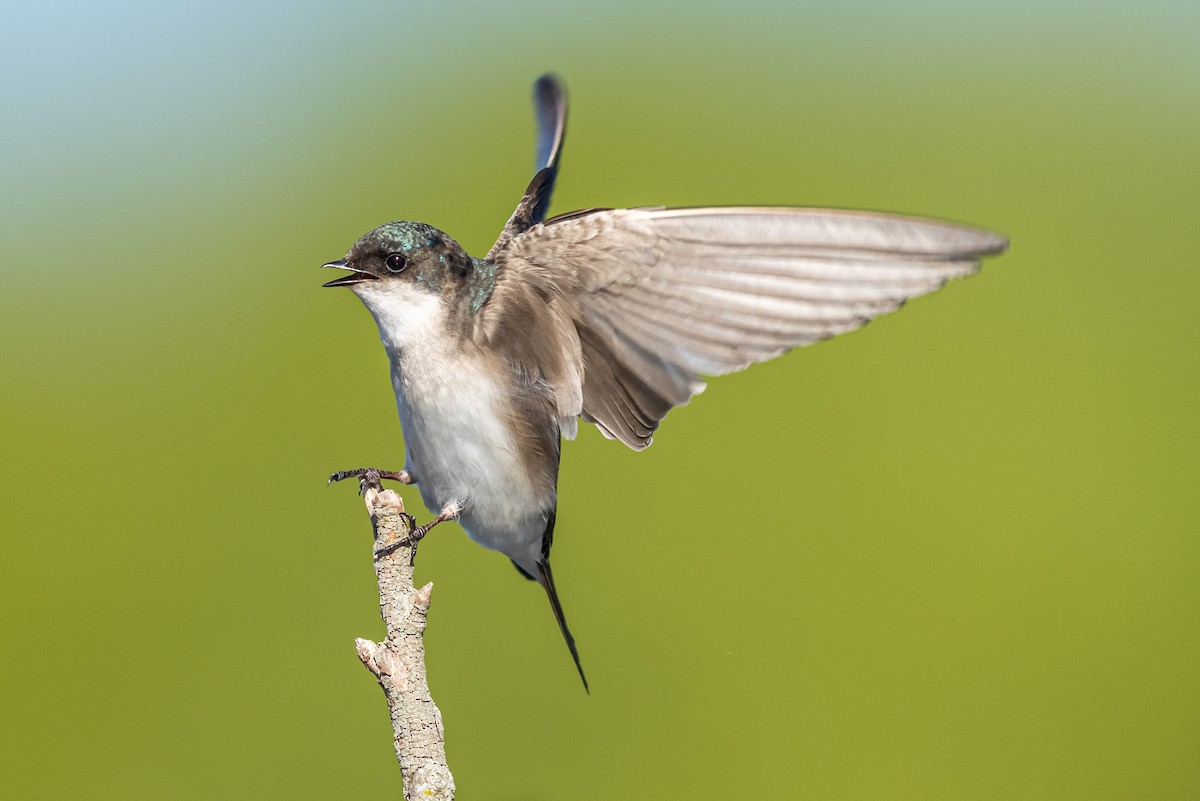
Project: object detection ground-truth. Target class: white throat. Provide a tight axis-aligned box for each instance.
[352,280,448,353]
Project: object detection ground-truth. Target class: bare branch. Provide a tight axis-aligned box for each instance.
[353,477,455,801]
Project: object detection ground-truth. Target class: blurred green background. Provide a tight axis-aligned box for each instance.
[3,1,1197,798]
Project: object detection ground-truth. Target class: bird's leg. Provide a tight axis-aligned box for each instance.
[329,468,448,562]
[375,501,463,562]
[410,500,463,544]
[328,467,416,495]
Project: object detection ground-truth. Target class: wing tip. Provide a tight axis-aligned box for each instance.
[971,230,1009,257]
[536,560,589,693]
[534,73,565,103]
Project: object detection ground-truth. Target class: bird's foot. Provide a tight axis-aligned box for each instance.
[375,501,463,561]
[327,467,415,495]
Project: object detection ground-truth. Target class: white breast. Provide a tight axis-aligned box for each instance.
[353,280,550,566]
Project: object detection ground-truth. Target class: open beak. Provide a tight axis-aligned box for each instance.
[322,260,373,287]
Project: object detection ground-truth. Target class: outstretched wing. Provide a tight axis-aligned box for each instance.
[487,75,568,260]
[493,206,1008,449]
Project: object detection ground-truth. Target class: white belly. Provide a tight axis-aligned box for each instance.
[355,278,551,568]
[391,350,550,565]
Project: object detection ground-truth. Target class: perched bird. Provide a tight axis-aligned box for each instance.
[325,75,1007,691]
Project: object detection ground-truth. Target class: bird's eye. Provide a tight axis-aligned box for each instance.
[384,253,408,273]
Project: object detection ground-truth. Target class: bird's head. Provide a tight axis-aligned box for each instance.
[323,221,476,290]
[323,221,495,347]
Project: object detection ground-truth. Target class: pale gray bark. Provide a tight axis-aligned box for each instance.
[353,479,455,801]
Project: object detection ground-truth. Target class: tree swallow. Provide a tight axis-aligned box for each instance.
[324,76,1007,691]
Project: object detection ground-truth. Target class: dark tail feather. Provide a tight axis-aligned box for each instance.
[511,559,538,581]
[536,560,589,693]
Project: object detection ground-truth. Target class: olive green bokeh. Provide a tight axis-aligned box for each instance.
[2,2,1197,799]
